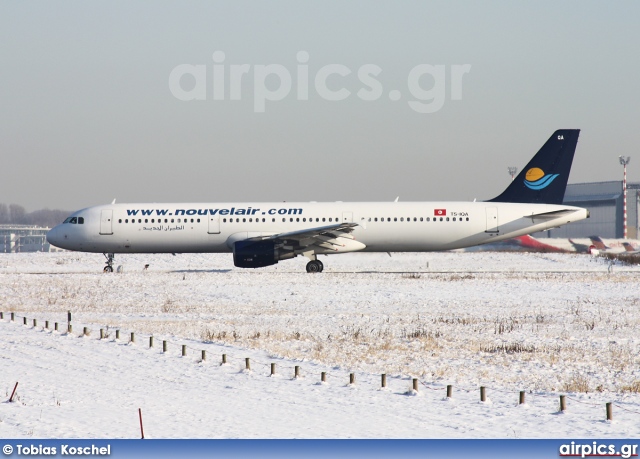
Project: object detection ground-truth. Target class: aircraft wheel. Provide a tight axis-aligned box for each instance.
[103,265,113,273]
[306,260,323,273]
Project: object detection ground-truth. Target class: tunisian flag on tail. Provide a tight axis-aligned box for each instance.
[434,209,447,216]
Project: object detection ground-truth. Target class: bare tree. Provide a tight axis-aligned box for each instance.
[8,204,26,224]
[0,203,70,227]
[0,203,8,224]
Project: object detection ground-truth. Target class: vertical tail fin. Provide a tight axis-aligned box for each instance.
[489,129,580,204]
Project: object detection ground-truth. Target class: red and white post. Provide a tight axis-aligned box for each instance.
[620,156,631,239]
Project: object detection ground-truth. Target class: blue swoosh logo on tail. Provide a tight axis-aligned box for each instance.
[524,174,559,190]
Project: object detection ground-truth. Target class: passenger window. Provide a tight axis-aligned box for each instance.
[290,218,293,222]
[329,218,332,222]
[466,217,469,221]
[249,218,252,222]
[420,217,423,222]
[453,217,456,221]
[119,219,122,223]
[322,218,326,222]
[440,217,443,221]
[223,218,227,222]
[197,219,200,223]
[125,219,129,223]
[446,217,449,221]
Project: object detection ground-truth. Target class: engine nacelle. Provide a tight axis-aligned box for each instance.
[233,240,277,268]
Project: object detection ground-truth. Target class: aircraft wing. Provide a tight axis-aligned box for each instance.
[246,222,362,253]
[253,222,358,242]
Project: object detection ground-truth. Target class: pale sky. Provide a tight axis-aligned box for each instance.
[1,1,639,211]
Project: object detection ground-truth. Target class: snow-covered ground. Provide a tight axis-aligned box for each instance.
[1,251,639,438]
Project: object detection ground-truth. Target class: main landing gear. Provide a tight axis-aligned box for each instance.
[306,259,324,273]
[103,253,115,273]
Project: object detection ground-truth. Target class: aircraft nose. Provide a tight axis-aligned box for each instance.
[46,225,64,248]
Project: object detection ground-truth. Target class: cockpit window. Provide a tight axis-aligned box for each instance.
[78,217,84,224]
[63,217,78,224]
[63,217,73,223]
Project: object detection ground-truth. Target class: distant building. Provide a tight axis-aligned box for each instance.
[0,226,59,253]
[533,181,639,239]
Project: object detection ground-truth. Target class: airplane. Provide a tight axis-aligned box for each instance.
[46,129,589,273]
[587,236,640,255]
[621,241,640,254]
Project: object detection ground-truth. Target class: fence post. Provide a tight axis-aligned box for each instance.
[23,317,27,325]
[33,319,37,327]
[67,311,71,333]
[446,385,453,398]
[68,324,72,333]
[11,312,15,321]
[560,395,566,412]
[116,330,120,340]
[606,402,613,421]
[139,408,145,440]
[295,366,300,378]
[222,354,227,364]
[149,336,153,348]
[480,386,486,402]
[519,391,525,405]
[83,327,89,336]
[321,372,327,383]
[201,350,206,361]
[45,320,49,329]
[9,382,18,402]
[55,322,58,332]
[413,378,419,392]
[271,363,276,376]
[181,345,186,357]
[245,358,251,370]
[130,332,135,343]
[0,312,3,320]
[100,329,104,339]
[381,374,387,388]
[350,373,355,385]
[163,340,167,353]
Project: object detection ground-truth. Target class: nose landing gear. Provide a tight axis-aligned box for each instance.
[103,253,115,273]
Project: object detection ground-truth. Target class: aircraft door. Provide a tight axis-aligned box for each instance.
[342,212,353,223]
[208,215,221,234]
[485,207,499,233]
[100,210,113,235]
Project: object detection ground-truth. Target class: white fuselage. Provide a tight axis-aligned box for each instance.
[47,201,588,254]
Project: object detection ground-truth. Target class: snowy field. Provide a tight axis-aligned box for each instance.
[1,251,640,438]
